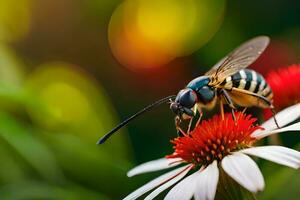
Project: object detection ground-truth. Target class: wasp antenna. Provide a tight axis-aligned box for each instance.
[97,95,176,145]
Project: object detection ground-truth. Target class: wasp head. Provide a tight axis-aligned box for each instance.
[170,88,197,119]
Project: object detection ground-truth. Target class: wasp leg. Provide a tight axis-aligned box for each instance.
[269,106,281,144]
[195,109,203,128]
[187,117,193,134]
[219,98,225,120]
[221,89,237,122]
[231,88,280,128]
[236,107,248,120]
[187,105,200,133]
[175,116,187,137]
[270,106,280,129]
[242,107,248,114]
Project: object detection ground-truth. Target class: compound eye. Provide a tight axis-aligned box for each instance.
[179,90,196,108]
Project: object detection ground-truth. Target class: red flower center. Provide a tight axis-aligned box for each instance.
[167,112,263,166]
[267,64,300,110]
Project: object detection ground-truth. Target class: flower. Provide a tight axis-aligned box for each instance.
[166,113,261,166]
[124,103,300,200]
[267,64,300,109]
[264,64,300,119]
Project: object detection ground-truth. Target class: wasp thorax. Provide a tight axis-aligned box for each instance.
[197,86,216,104]
[186,76,216,105]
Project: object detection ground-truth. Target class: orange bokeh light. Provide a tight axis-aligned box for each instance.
[108,0,225,70]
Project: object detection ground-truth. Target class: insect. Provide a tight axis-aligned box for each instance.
[170,36,279,132]
[97,36,278,145]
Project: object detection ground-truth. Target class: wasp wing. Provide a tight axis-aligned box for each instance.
[205,36,270,84]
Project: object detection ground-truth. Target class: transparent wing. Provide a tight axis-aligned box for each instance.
[205,36,270,83]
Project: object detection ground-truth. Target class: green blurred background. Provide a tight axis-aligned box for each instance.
[0,0,299,199]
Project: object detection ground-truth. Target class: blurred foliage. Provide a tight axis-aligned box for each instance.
[0,67,133,199]
[0,41,133,199]
[0,45,25,86]
[0,0,298,199]
[25,62,130,157]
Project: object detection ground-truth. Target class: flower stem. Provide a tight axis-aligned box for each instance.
[216,167,256,200]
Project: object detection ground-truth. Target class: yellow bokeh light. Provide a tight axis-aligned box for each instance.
[25,62,131,157]
[25,62,118,138]
[109,2,175,69]
[0,0,32,42]
[134,0,199,55]
[136,0,184,43]
[40,82,90,125]
[108,0,225,70]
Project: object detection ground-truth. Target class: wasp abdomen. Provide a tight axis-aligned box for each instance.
[221,69,272,100]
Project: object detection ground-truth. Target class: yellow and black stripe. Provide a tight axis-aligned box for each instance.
[221,69,272,100]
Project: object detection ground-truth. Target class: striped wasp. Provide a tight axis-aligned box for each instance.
[98,36,279,144]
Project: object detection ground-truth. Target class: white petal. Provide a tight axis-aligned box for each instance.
[127,158,182,177]
[164,168,201,200]
[252,122,300,139]
[144,165,193,200]
[240,146,300,169]
[222,153,264,193]
[261,103,300,131]
[194,161,219,200]
[123,165,192,200]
